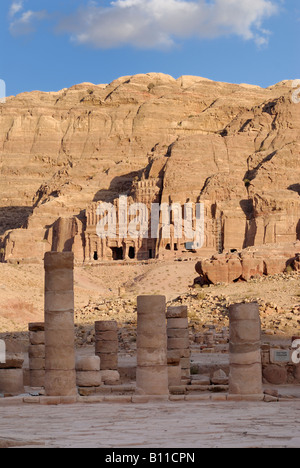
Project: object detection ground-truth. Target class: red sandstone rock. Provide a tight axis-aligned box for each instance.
[195,242,300,284]
[0,75,299,263]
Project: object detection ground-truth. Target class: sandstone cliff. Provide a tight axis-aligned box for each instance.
[0,74,299,262]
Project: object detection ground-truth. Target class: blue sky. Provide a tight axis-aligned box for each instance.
[1,0,299,96]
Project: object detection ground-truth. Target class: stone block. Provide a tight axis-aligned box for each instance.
[180,357,191,369]
[0,354,24,369]
[30,370,45,388]
[241,258,264,281]
[137,295,166,316]
[211,369,228,385]
[95,341,118,354]
[45,291,74,313]
[293,366,300,382]
[167,329,189,339]
[28,323,44,332]
[230,321,261,346]
[95,330,118,341]
[166,306,188,319]
[95,321,118,332]
[229,363,263,395]
[191,375,210,386]
[44,311,74,330]
[0,369,24,395]
[45,346,76,371]
[45,329,75,347]
[230,349,262,366]
[137,316,167,337]
[136,365,169,396]
[97,353,118,371]
[168,365,182,386]
[137,333,167,350]
[75,356,100,372]
[263,364,288,385]
[167,318,189,329]
[76,371,102,387]
[44,252,74,271]
[29,357,45,371]
[167,349,190,360]
[28,345,45,359]
[29,331,45,346]
[229,302,261,322]
[100,370,120,384]
[45,370,77,397]
[45,269,73,292]
[137,348,167,367]
[181,368,191,378]
[168,337,190,350]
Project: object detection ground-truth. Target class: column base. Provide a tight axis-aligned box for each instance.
[227,394,265,401]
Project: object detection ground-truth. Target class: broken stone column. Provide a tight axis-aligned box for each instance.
[28,322,45,388]
[44,252,77,397]
[95,321,118,370]
[229,302,263,398]
[136,295,169,395]
[167,305,190,381]
[76,356,102,388]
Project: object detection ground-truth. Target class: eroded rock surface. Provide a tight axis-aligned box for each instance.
[0,74,299,262]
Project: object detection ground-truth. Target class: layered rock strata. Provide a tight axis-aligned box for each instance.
[0,75,299,263]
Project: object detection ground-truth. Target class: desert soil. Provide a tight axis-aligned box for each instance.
[0,259,299,336]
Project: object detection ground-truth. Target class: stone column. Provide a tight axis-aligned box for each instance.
[44,252,77,397]
[95,321,118,370]
[136,295,169,395]
[229,302,263,398]
[167,306,190,381]
[28,322,45,388]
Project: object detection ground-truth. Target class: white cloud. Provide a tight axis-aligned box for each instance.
[9,1,24,18]
[8,0,47,36]
[58,0,279,49]
[9,10,47,36]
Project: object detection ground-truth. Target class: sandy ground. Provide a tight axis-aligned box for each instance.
[0,401,300,448]
[0,259,299,332]
[0,260,198,331]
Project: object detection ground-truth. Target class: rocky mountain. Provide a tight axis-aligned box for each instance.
[0,73,299,263]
